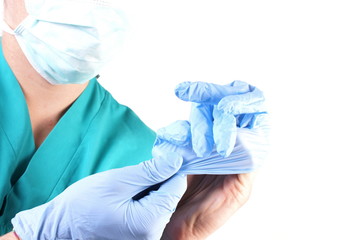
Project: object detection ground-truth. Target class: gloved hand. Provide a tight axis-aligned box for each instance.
[153,81,269,174]
[157,81,269,239]
[11,153,187,240]
[175,80,268,158]
[152,81,269,175]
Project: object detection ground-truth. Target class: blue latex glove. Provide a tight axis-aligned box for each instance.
[175,81,267,157]
[154,117,269,174]
[11,153,187,240]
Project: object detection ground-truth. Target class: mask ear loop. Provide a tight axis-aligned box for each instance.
[2,16,29,35]
[2,20,16,35]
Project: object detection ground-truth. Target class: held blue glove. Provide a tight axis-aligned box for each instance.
[11,153,187,240]
[153,117,269,174]
[175,81,267,157]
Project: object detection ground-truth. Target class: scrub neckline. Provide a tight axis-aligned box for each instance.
[0,40,96,155]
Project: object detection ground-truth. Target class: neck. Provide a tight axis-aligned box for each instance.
[2,33,89,148]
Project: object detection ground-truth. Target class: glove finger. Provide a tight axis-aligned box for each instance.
[236,112,268,129]
[237,113,255,128]
[217,88,266,115]
[175,81,252,105]
[190,103,214,157]
[213,108,237,157]
[156,120,191,147]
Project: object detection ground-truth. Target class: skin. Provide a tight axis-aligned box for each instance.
[1,0,256,239]
[161,173,255,239]
[2,0,88,149]
[0,232,18,240]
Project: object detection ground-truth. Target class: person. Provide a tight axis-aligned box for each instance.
[0,0,269,239]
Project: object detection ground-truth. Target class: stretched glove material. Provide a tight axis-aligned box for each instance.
[12,153,187,240]
[154,118,269,175]
[175,81,268,157]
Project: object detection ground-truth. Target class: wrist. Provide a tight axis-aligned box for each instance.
[0,231,20,240]
[12,231,20,240]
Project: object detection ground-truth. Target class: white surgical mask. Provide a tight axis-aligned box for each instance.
[2,0,127,84]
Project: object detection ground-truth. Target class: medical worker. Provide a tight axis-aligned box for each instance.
[0,0,269,239]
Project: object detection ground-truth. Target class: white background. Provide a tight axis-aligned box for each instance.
[2,1,360,239]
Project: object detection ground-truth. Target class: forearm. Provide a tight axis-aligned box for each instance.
[0,232,20,240]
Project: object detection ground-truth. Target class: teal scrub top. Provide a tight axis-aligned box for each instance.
[0,42,156,234]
